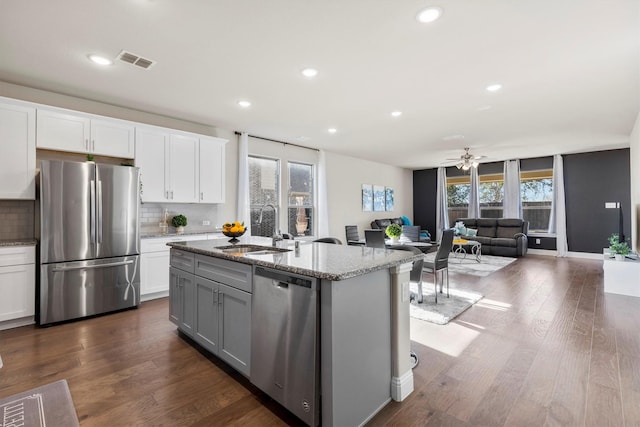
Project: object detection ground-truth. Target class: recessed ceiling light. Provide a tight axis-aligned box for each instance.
[391,111,402,117]
[442,134,465,141]
[301,68,318,78]
[296,136,310,141]
[486,84,502,92]
[477,105,492,111]
[328,128,337,134]
[416,6,442,23]
[237,100,251,108]
[88,54,113,66]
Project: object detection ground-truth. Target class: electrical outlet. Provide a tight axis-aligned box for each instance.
[535,238,541,244]
[202,220,211,226]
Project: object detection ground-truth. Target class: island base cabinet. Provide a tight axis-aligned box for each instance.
[193,275,251,377]
[169,267,195,337]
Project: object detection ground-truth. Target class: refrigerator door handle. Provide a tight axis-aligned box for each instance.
[52,260,134,272]
[90,180,96,243]
[97,180,103,243]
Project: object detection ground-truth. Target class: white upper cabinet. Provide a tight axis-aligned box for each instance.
[199,137,226,203]
[136,125,226,204]
[168,133,199,203]
[136,126,169,203]
[36,107,135,159]
[0,98,36,199]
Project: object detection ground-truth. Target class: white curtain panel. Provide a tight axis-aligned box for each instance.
[436,167,449,241]
[503,159,522,218]
[236,132,251,234]
[317,149,329,237]
[549,154,568,256]
[468,167,480,218]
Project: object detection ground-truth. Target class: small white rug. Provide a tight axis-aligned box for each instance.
[424,253,516,277]
[410,284,483,325]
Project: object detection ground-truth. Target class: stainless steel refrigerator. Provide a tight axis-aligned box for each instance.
[38,160,140,325]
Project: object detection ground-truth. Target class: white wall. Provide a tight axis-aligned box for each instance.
[0,81,238,229]
[630,112,640,252]
[324,151,413,240]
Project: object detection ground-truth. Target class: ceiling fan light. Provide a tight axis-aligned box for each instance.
[456,163,463,169]
[462,164,470,171]
[472,161,479,168]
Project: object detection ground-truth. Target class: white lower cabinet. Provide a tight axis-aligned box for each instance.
[141,234,222,300]
[0,246,36,329]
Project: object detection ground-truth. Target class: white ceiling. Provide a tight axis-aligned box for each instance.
[1,0,638,169]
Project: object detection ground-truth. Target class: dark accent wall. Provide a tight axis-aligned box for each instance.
[564,149,630,253]
[413,168,437,235]
[413,149,631,254]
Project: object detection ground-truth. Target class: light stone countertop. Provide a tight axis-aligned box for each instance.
[0,239,37,247]
[167,236,421,281]
[141,230,223,239]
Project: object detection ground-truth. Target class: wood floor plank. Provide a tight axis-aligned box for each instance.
[585,383,624,427]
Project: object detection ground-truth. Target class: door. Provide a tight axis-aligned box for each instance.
[0,100,36,199]
[194,276,219,354]
[218,282,251,376]
[91,119,135,158]
[39,160,96,264]
[95,164,140,259]
[136,127,169,202]
[141,251,170,295]
[39,255,140,325]
[168,133,199,203]
[199,137,226,203]
[36,109,90,153]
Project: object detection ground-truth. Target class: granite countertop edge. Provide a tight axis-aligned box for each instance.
[0,239,38,247]
[167,242,421,281]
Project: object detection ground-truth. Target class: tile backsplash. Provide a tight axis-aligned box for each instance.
[140,203,223,235]
[0,200,35,240]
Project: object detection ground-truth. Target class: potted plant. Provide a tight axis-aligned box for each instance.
[172,214,188,234]
[385,223,402,244]
[610,240,630,261]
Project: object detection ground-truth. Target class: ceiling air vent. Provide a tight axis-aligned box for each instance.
[117,50,156,69]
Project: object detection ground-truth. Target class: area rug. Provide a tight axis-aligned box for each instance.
[424,253,516,277]
[409,285,483,325]
[0,379,79,427]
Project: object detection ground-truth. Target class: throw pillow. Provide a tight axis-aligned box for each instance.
[400,215,412,226]
[466,228,477,237]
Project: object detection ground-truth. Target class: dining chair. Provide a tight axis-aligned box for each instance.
[423,229,454,303]
[401,225,421,242]
[313,237,343,244]
[345,225,361,244]
[364,229,386,248]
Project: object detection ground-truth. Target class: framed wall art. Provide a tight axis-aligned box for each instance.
[385,187,394,211]
[373,185,385,211]
[362,184,373,211]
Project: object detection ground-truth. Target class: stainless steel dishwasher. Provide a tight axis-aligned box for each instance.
[251,266,319,427]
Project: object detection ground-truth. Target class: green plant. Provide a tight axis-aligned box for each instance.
[610,240,630,256]
[385,223,402,238]
[171,214,187,228]
[608,233,620,247]
[86,154,94,162]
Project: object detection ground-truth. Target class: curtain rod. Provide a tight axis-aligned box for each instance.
[234,131,319,152]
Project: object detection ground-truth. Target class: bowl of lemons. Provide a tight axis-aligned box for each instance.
[222,221,246,243]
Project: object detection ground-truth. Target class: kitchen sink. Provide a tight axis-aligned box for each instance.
[217,245,291,255]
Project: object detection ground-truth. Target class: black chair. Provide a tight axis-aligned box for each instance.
[282,233,294,240]
[364,229,386,248]
[423,229,454,303]
[313,237,342,244]
[345,225,361,244]
[401,225,421,242]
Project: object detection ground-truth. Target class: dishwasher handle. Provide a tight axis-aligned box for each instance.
[255,266,314,289]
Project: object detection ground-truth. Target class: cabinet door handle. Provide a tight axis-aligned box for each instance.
[171,191,174,199]
[85,139,89,150]
[213,289,218,304]
[200,192,203,201]
[92,139,96,151]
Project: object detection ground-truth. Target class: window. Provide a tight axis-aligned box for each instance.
[446,176,470,224]
[288,162,314,237]
[521,170,553,233]
[479,173,504,218]
[249,156,280,237]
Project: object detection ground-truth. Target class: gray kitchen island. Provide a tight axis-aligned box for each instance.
[167,236,421,427]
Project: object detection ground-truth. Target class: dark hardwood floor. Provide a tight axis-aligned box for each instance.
[1,255,639,426]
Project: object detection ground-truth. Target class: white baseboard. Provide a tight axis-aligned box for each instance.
[391,369,414,402]
[0,316,35,331]
[141,290,169,302]
[527,248,603,260]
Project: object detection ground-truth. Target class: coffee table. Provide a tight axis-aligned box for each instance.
[452,239,482,263]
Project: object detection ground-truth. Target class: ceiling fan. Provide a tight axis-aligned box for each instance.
[444,147,487,170]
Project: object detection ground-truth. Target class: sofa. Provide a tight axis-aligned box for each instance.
[369,217,404,230]
[456,218,529,257]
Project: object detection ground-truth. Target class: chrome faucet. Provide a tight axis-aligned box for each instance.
[257,203,282,246]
